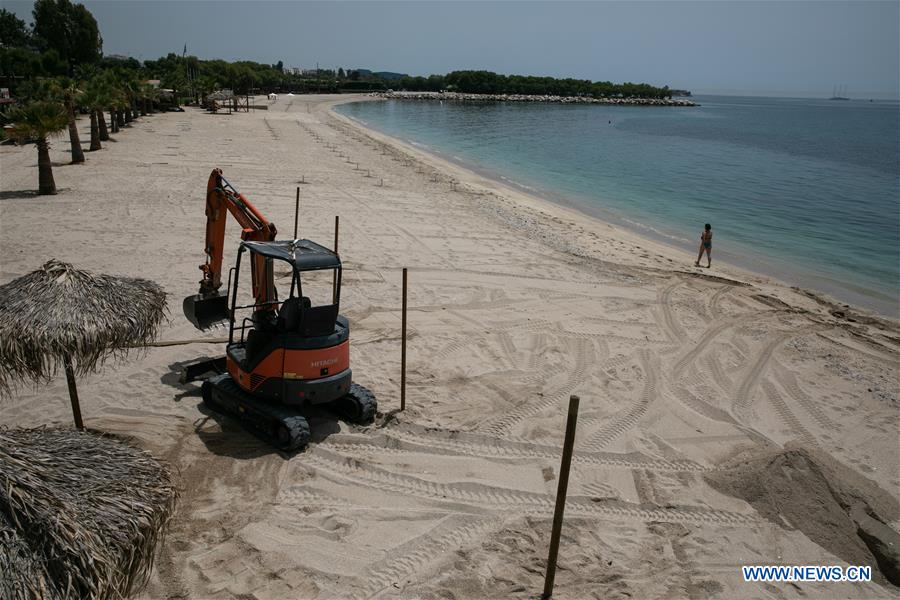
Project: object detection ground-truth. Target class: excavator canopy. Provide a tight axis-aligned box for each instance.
[183,240,341,330]
[242,239,341,271]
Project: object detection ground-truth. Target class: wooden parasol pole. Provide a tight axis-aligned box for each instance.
[63,354,84,430]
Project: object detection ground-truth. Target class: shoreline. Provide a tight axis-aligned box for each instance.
[2,94,898,599]
[327,96,898,326]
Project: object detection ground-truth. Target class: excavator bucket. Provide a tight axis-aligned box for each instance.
[183,292,229,330]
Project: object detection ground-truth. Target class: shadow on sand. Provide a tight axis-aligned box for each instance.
[0,190,43,201]
[162,360,342,460]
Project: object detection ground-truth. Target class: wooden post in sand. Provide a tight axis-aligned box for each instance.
[332,216,340,302]
[401,268,407,411]
[293,187,300,239]
[542,395,580,599]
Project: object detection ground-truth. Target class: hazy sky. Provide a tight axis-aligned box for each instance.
[6,1,899,98]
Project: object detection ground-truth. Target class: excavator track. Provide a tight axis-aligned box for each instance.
[202,374,311,451]
[327,383,377,424]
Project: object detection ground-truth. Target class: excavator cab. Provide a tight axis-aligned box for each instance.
[224,238,351,407]
[195,238,375,451]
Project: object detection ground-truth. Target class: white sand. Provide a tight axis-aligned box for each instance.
[1,94,898,599]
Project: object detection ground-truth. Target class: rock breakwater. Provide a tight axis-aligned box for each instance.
[374,91,696,107]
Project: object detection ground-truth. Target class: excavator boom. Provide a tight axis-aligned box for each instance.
[185,168,277,329]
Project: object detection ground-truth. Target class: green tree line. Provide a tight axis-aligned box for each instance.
[398,71,671,99]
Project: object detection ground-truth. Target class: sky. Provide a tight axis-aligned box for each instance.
[6,1,899,98]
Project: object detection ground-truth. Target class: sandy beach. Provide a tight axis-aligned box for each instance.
[1,94,898,599]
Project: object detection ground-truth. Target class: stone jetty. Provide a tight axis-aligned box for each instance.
[374,90,697,107]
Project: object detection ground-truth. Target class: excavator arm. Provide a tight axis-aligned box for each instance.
[184,168,278,329]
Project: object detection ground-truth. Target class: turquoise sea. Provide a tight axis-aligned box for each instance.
[336,96,900,315]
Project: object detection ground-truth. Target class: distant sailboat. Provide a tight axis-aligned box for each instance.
[830,84,850,101]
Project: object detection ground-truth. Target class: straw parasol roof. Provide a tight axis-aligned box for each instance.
[206,89,234,102]
[0,427,177,599]
[0,260,167,425]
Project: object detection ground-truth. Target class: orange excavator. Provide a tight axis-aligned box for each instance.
[183,168,376,450]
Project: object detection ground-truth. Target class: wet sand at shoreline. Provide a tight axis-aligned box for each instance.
[1,94,898,599]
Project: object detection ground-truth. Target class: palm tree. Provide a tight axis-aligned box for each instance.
[80,82,107,151]
[116,72,140,124]
[104,76,122,134]
[104,70,129,130]
[8,101,70,195]
[110,102,120,133]
[97,97,110,141]
[95,78,114,141]
[196,75,218,104]
[140,83,160,115]
[116,87,127,127]
[75,64,110,143]
[114,88,129,128]
[55,78,86,164]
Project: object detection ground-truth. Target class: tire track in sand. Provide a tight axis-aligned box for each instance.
[478,336,594,436]
[354,516,504,600]
[670,313,767,381]
[657,279,686,342]
[303,447,757,526]
[671,385,741,427]
[761,381,818,447]
[670,371,777,446]
[772,360,840,431]
[324,429,709,472]
[731,329,820,417]
[733,333,789,415]
[432,319,554,362]
[580,350,657,453]
[580,481,620,498]
[708,285,734,319]
[705,354,734,394]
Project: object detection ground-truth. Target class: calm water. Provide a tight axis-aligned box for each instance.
[337,96,900,315]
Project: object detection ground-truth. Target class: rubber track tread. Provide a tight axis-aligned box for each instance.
[207,374,311,451]
[345,383,378,423]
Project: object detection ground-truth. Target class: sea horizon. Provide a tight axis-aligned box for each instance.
[337,94,900,317]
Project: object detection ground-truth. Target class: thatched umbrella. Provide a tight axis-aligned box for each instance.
[0,427,177,599]
[0,260,167,428]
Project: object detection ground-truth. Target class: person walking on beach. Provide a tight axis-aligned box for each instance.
[696,223,712,268]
